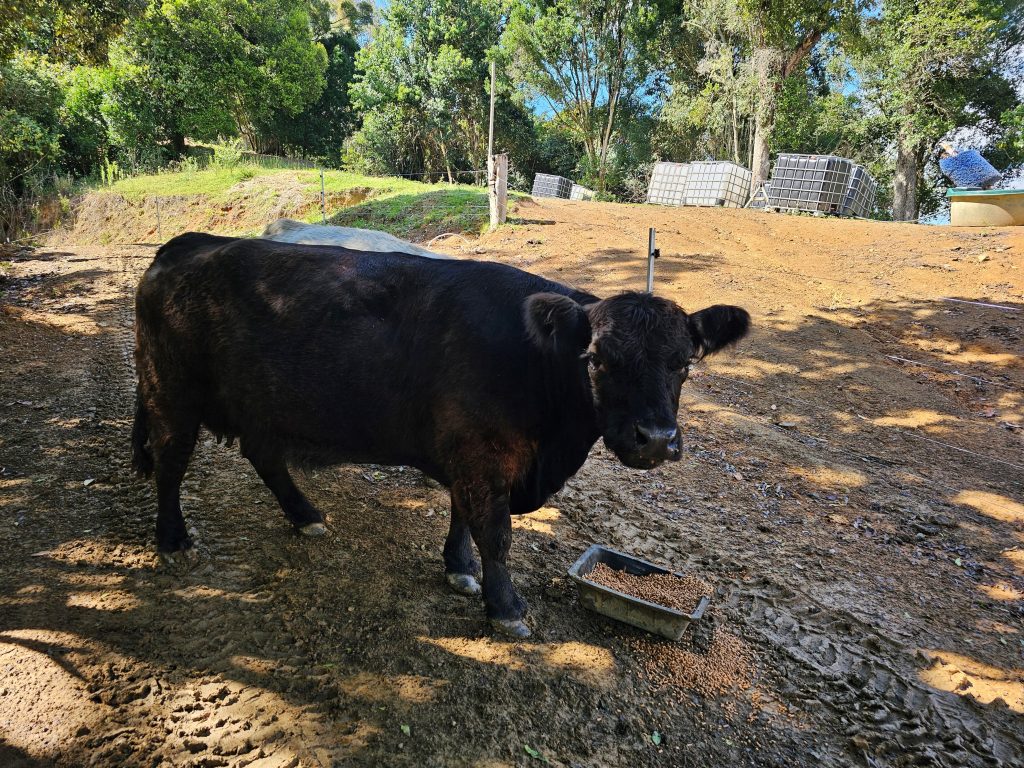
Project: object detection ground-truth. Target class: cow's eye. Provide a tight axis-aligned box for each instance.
[585,352,603,371]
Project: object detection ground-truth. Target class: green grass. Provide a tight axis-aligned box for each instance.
[94,161,497,238]
[329,188,491,238]
[103,164,270,199]
[102,163,482,203]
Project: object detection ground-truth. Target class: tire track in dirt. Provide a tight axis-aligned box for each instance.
[723,579,1023,767]
[555,439,1024,768]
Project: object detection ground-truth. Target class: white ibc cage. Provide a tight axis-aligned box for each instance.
[647,162,690,206]
[683,161,751,208]
[767,154,853,214]
[570,183,594,201]
[840,165,878,218]
[532,173,573,199]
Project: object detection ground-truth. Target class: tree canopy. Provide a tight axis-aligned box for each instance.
[1,0,1020,221]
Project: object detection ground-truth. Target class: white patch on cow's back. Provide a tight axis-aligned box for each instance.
[260,219,450,260]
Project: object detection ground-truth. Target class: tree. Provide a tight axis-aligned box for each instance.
[59,65,114,176]
[0,53,62,189]
[853,0,1018,220]
[348,0,505,181]
[502,0,671,192]
[108,0,328,156]
[739,0,865,192]
[993,104,1024,171]
[654,0,757,167]
[253,30,360,161]
[2,0,145,64]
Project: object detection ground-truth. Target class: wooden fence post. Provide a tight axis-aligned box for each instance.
[320,169,326,224]
[489,153,507,231]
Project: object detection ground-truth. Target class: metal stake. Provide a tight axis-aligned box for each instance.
[156,196,162,241]
[646,227,659,293]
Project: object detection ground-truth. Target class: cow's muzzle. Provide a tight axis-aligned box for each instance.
[618,422,681,468]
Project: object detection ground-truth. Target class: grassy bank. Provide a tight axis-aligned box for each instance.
[66,164,496,244]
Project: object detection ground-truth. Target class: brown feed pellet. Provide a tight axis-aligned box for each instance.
[584,562,711,614]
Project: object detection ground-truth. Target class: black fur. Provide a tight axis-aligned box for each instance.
[133,232,750,628]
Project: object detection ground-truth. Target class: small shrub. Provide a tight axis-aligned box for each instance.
[100,158,122,187]
[211,137,246,168]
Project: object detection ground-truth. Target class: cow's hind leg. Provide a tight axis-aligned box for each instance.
[246,451,325,536]
[443,494,482,596]
[150,416,200,563]
[454,482,529,638]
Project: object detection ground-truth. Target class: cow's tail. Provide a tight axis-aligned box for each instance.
[131,385,154,478]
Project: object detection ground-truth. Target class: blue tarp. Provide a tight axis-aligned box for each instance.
[939,150,1002,189]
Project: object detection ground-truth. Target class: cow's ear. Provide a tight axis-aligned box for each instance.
[524,293,591,354]
[688,305,750,360]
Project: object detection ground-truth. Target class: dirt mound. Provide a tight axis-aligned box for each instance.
[2,202,1022,766]
[57,175,379,246]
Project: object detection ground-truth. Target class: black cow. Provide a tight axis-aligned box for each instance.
[132,233,750,637]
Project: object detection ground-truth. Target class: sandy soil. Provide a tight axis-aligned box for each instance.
[1,199,1022,767]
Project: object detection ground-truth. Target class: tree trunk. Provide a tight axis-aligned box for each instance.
[750,47,782,194]
[893,134,919,221]
[438,139,454,184]
[170,133,187,157]
[731,95,740,165]
[751,118,772,191]
[597,87,620,193]
[749,30,822,194]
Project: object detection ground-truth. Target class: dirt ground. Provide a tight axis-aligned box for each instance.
[1,199,1022,767]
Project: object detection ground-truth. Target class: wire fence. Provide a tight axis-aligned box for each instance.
[239,152,316,170]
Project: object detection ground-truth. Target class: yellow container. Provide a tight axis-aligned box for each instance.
[947,188,1024,227]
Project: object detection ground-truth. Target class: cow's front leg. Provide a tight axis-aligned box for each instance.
[444,493,481,596]
[454,483,529,638]
[245,449,326,537]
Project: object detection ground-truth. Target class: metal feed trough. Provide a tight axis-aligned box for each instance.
[647,162,690,206]
[767,154,877,217]
[532,173,573,199]
[682,161,752,208]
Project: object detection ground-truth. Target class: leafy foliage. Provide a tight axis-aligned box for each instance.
[253,30,360,162]
[0,53,63,188]
[502,0,673,191]
[110,0,328,153]
[0,0,1021,226]
[347,0,505,181]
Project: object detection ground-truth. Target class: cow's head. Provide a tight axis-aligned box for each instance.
[525,291,749,469]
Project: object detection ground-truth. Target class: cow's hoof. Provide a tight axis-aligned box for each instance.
[299,522,327,537]
[446,572,482,596]
[490,618,531,639]
[159,546,199,569]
